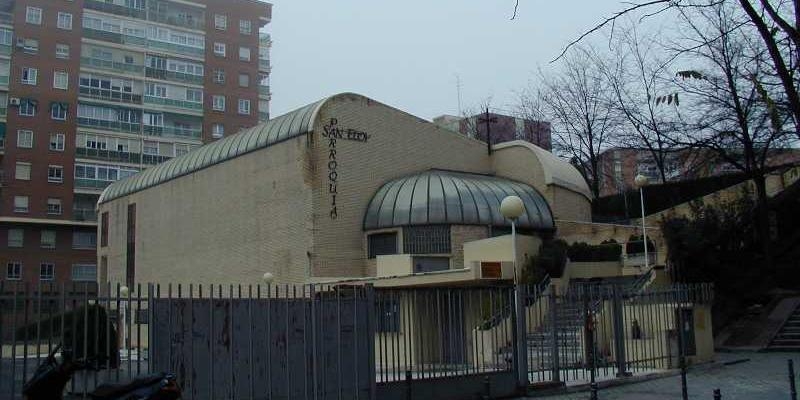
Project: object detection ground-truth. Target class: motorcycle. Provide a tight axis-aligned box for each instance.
[22,345,181,400]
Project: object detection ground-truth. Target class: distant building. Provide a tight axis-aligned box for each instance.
[433,113,552,151]
[598,147,800,197]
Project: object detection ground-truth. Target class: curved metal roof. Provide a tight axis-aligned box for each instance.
[493,141,592,199]
[98,98,328,204]
[363,170,555,231]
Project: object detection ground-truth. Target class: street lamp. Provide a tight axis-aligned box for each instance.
[634,174,649,270]
[500,195,528,388]
[262,272,274,287]
[500,195,525,283]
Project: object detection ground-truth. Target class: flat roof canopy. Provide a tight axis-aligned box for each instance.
[363,170,555,231]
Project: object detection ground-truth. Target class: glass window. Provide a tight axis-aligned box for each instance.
[13,195,29,213]
[186,89,203,103]
[238,73,250,87]
[143,140,158,155]
[213,95,225,111]
[7,229,24,247]
[213,69,225,84]
[239,47,251,62]
[412,256,451,273]
[17,130,33,148]
[51,103,68,120]
[72,231,97,249]
[214,14,227,30]
[368,232,398,259]
[53,71,69,90]
[40,263,55,281]
[72,264,97,282]
[47,198,62,215]
[6,262,22,280]
[19,99,37,116]
[22,67,37,85]
[15,163,31,180]
[239,20,252,35]
[50,133,65,151]
[56,44,70,59]
[174,143,190,157]
[57,12,73,30]
[21,38,38,54]
[41,231,56,249]
[25,6,42,25]
[213,42,226,57]
[238,99,250,115]
[212,123,224,138]
[48,165,64,183]
[0,29,12,46]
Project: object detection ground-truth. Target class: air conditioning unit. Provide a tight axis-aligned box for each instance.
[9,97,20,106]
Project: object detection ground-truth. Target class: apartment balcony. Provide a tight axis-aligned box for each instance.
[258,111,269,122]
[85,0,146,19]
[143,95,202,112]
[0,44,10,56]
[79,87,143,105]
[0,12,12,26]
[147,11,204,31]
[75,147,142,164]
[78,117,141,134]
[0,106,6,118]
[142,154,172,165]
[145,67,204,85]
[75,178,114,190]
[143,124,202,140]
[0,75,8,87]
[258,59,271,72]
[259,85,270,97]
[73,208,98,222]
[146,40,204,58]
[80,57,144,75]
[83,28,148,48]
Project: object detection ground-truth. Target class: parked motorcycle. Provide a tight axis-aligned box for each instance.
[22,345,181,400]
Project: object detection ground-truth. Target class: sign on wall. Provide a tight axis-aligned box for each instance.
[322,118,371,219]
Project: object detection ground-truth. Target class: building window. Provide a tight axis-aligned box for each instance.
[101,212,109,247]
[214,14,227,30]
[15,162,31,180]
[72,231,97,249]
[19,99,37,116]
[143,140,158,155]
[412,256,451,273]
[25,6,42,25]
[47,198,62,215]
[17,130,33,148]
[40,230,56,249]
[213,42,226,57]
[57,12,73,30]
[6,262,22,280]
[238,73,250,87]
[376,299,400,333]
[53,71,68,90]
[212,95,225,111]
[403,225,451,254]
[239,20,252,35]
[49,133,65,151]
[7,229,23,247]
[238,99,250,115]
[40,263,55,281]
[72,264,97,282]
[213,69,225,84]
[212,123,224,138]
[145,83,167,98]
[368,232,398,259]
[48,165,64,183]
[20,38,38,54]
[13,195,29,213]
[55,44,70,59]
[186,89,203,103]
[22,67,38,85]
[126,204,136,285]
[174,143,190,157]
[51,103,68,120]
[239,47,251,62]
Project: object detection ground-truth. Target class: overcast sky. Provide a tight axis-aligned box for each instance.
[267,1,635,120]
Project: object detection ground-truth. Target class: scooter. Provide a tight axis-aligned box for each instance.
[22,345,181,400]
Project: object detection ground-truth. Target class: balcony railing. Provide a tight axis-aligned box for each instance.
[258,111,269,122]
[145,67,204,85]
[76,147,142,164]
[142,154,172,165]
[143,124,202,139]
[0,107,7,118]
[0,44,11,56]
[259,85,270,96]
[78,117,141,134]
[0,75,8,86]
[144,95,203,111]
[74,178,114,190]
[79,87,143,105]
[0,12,12,25]
[83,28,148,48]
[259,59,271,71]
[146,40,204,58]
[73,208,98,222]
[147,11,205,31]
[85,0,146,19]
[80,57,144,74]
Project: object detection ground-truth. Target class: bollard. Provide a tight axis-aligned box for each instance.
[790,359,797,400]
[483,375,492,400]
[590,382,598,400]
[405,370,412,400]
[713,388,721,400]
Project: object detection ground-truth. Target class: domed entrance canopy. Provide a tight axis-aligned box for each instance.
[363,170,555,231]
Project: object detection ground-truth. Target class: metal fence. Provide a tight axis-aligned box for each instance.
[0,280,713,399]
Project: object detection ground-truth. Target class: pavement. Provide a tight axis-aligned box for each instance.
[524,351,800,399]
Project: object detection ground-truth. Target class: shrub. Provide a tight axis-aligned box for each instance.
[567,241,623,262]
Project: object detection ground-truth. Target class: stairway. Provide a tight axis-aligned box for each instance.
[769,304,800,351]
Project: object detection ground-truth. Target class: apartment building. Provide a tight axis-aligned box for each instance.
[433,113,552,151]
[0,0,272,286]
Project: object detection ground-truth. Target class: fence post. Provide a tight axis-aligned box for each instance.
[612,285,628,377]
[515,284,529,391]
[549,291,560,382]
[789,359,797,400]
[365,284,376,400]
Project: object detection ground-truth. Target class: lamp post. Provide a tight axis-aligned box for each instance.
[500,195,527,388]
[634,174,649,270]
[262,272,274,285]
[120,285,129,351]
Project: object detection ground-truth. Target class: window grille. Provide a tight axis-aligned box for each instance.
[403,225,451,254]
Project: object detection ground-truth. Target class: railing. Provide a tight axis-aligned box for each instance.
[258,111,269,121]
[143,124,202,139]
[259,59,271,71]
[74,178,114,190]
[145,67,204,85]
[146,40,204,58]
[79,87,143,105]
[0,44,11,56]
[147,11,205,31]
[75,147,142,164]
[85,0,146,19]
[83,28,148,48]
[142,154,172,165]
[0,75,8,86]
[78,117,141,134]
[80,57,145,74]
[73,208,98,222]
[259,85,270,96]
[143,95,203,111]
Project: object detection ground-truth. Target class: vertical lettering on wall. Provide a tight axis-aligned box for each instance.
[320,117,371,220]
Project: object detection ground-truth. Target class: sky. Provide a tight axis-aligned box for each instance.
[267,0,632,120]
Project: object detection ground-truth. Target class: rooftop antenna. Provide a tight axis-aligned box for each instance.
[455,74,463,116]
